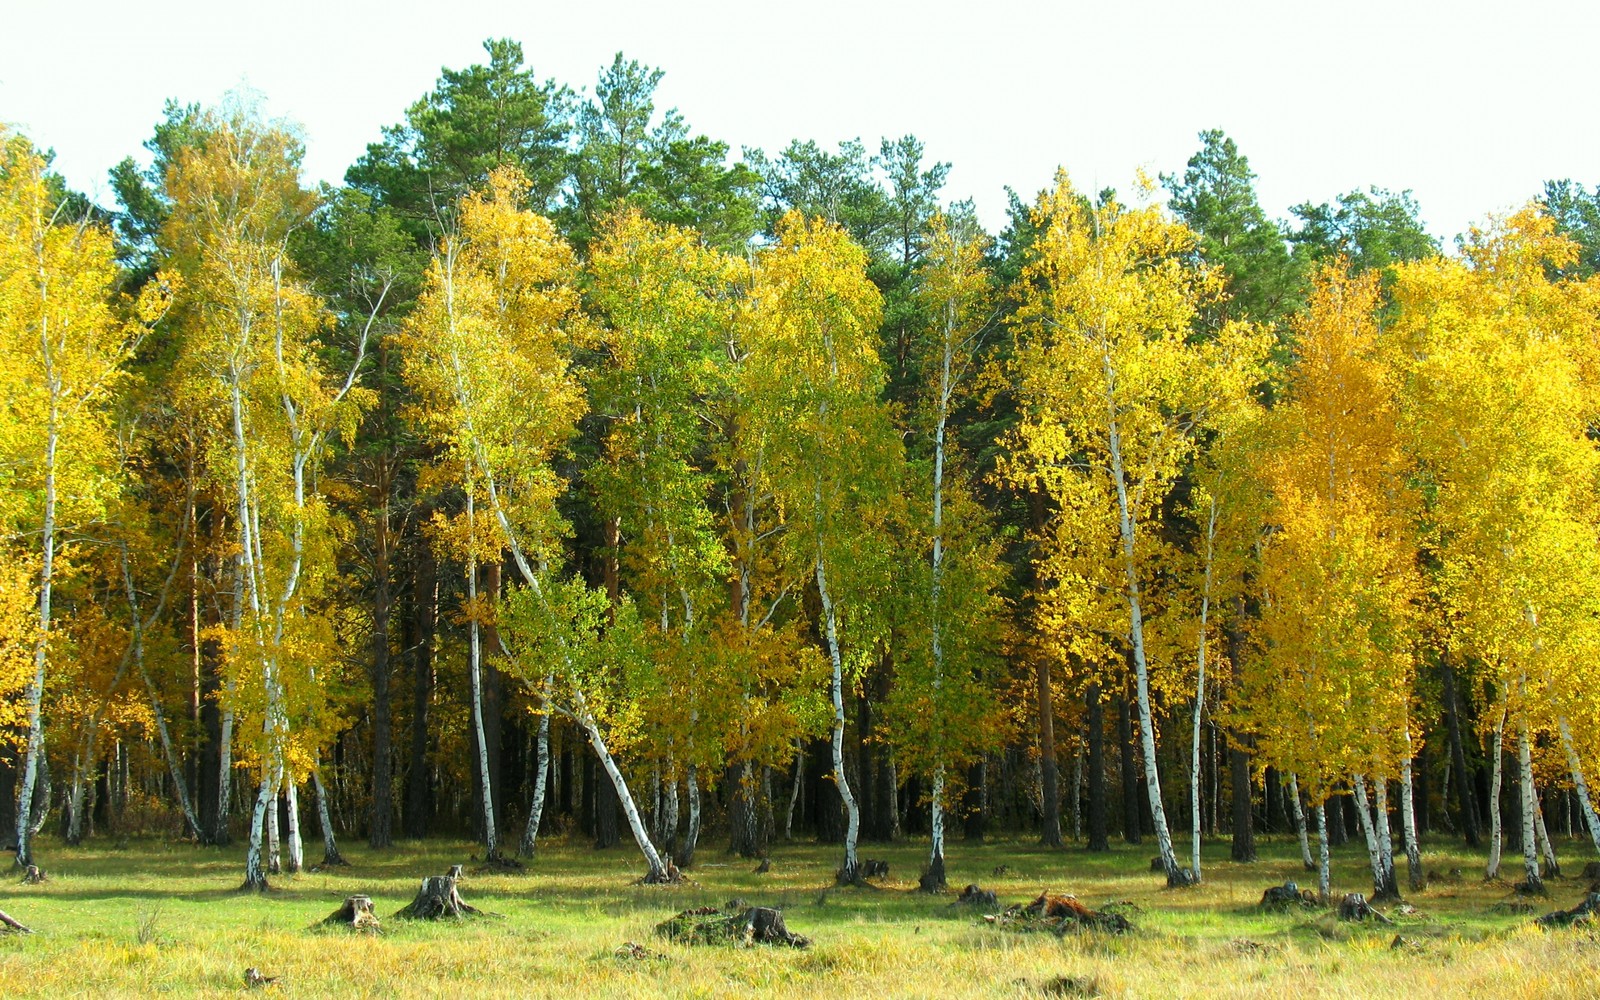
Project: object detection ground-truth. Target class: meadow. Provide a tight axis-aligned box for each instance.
[0,835,1595,998]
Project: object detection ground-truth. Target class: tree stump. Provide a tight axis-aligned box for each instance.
[445,864,465,881]
[243,968,279,989]
[654,904,809,947]
[0,909,31,934]
[861,859,889,879]
[1535,892,1600,929]
[753,858,771,875]
[20,865,46,885]
[952,884,998,909]
[1581,861,1600,881]
[1337,892,1392,923]
[1259,881,1318,911]
[322,894,381,932]
[395,874,482,920]
[990,891,1134,933]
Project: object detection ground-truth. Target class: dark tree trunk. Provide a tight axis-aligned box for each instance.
[1442,655,1480,846]
[1328,791,1348,846]
[1119,694,1141,845]
[1265,766,1286,833]
[811,738,844,844]
[963,758,986,842]
[1086,682,1108,851]
[404,541,435,840]
[1416,738,1431,835]
[369,480,394,849]
[1230,730,1256,862]
[1038,656,1062,847]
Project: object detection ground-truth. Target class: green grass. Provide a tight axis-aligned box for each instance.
[0,833,1596,997]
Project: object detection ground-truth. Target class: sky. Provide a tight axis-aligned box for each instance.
[3,0,1598,243]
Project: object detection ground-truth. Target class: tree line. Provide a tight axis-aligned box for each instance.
[3,39,1599,899]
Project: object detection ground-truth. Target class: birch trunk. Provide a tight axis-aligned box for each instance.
[311,766,343,865]
[680,767,701,868]
[1103,348,1188,885]
[1373,777,1400,899]
[1517,722,1542,891]
[242,773,273,890]
[1190,499,1217,882]
[1534,792,1559,878]
[284,780,303,874]
[1487,707,1506,880]
[14,404,57,869]
[1558,717,1600,854]
[576,691,669,881]
[1399,751,1424,892]
[816,552,860,883]
[1316,800,1331,904]
[1289,774,1315,871]
[519,696,552,858]
[466,489,498,859]
[1352,775,1386,897]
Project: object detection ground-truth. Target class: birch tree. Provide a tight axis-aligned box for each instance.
[1004,174,1267,886]
[0,131,162,867]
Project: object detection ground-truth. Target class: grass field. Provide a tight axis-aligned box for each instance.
[0,832,1596,998]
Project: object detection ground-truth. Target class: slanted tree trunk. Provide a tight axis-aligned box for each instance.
[1103,361,1188,885]
[1290,773,1315,871]
[311,766,345,866]
[576,693,672,883]
[1558,717,1600,854]
[519,695,551,859]
[1351,775,1388,899]
[0,909,31,934]
[816,552,859,883]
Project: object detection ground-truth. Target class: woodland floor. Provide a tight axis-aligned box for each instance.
[0,832,1596,998]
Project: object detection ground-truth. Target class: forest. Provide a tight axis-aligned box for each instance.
[3,36,1600,924]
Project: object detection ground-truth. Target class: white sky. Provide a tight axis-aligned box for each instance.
[3,0,1597,243]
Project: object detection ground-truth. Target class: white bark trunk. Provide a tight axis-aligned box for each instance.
[1535,792,1558,876]
[576,692,668,880]
[242,773,273,890]
[311,766,341,864]
[14,405,57,868]
[1374,777,1398,897]
[816,552,859,882]
[1517,721,1541,890]
[682,767,701,865]
[1190,499,1217,882]
[1399,750,1423,891]
[465,487,498,858]
[1558,717,1600,854]
[1316,800,1331,904]
[1352,775,1385,896]
[1290,773,1314,871]
[520,695,552,858]
[1102,348,1184,883]
[1487,708,1506,879]
[284,780,303,873]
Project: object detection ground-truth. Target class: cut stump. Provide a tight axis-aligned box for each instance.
[395,874,483,920]
[20,865,46,885]
[862,859,889,879]
[1536,892,1600,929]
[1337,893,1392,924]
[952,884,998,909]
[322,894,381,932]
[654,905,809,948]
[0,909,31,934]
[1259,882,1319,911]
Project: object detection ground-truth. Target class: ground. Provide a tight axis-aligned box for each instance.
[0,833,1596,997]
